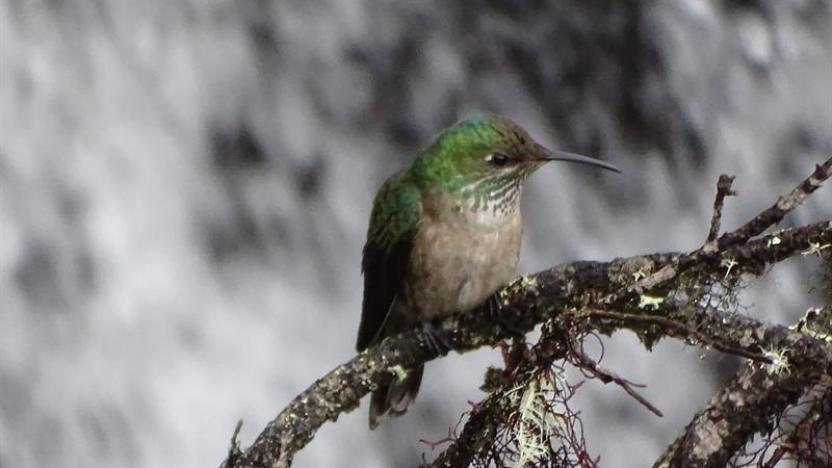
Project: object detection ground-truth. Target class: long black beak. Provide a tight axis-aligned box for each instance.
[541,147,621,173]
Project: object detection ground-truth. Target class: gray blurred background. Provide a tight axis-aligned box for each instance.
[1,1,831,467]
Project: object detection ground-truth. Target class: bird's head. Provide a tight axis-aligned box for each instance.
[415,114,619,193]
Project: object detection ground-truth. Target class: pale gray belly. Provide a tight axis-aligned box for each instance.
[403,213,521,321]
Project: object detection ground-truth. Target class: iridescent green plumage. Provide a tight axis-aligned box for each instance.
[357,114,618,428]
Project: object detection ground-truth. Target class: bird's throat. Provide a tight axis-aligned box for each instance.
[452,175,524,229]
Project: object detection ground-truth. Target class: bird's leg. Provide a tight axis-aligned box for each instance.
[420,322,451,357]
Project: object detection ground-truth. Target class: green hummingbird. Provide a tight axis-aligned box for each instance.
[356,114,619,429]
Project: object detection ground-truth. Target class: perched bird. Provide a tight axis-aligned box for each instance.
[356,114,619,429]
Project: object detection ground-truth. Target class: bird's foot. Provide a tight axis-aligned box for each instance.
[420,322,451,357]
[487,292,504,323]
[487,291,527,336]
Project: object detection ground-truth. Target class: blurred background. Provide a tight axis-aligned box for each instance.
[1,1,831,467]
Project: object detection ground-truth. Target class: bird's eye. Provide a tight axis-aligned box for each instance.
[488,153,510,166]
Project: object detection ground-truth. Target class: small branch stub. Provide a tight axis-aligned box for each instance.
[707,174,736,243]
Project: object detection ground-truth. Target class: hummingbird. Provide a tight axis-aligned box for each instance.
[356,114,619,429]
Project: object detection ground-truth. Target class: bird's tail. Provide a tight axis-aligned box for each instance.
[369,364,424,429]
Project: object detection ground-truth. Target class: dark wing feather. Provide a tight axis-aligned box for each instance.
[355,174,421,351]
[356,239,412,350]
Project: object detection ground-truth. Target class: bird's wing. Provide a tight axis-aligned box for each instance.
[356,173,422,351]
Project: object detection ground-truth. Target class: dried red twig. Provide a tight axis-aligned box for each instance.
[420,427,456,451]
[565,333,663,417]
[759,387,832,467]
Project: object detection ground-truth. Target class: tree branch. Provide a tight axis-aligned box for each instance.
[627,158,831,295]
[222,158,832,468]
[652,307,832,468]
[421,301,832,468]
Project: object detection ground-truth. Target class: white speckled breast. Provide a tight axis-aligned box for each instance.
[403,190,522,320]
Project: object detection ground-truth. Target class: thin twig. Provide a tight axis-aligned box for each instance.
[572,309,773,364]
[714,158,831,250]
